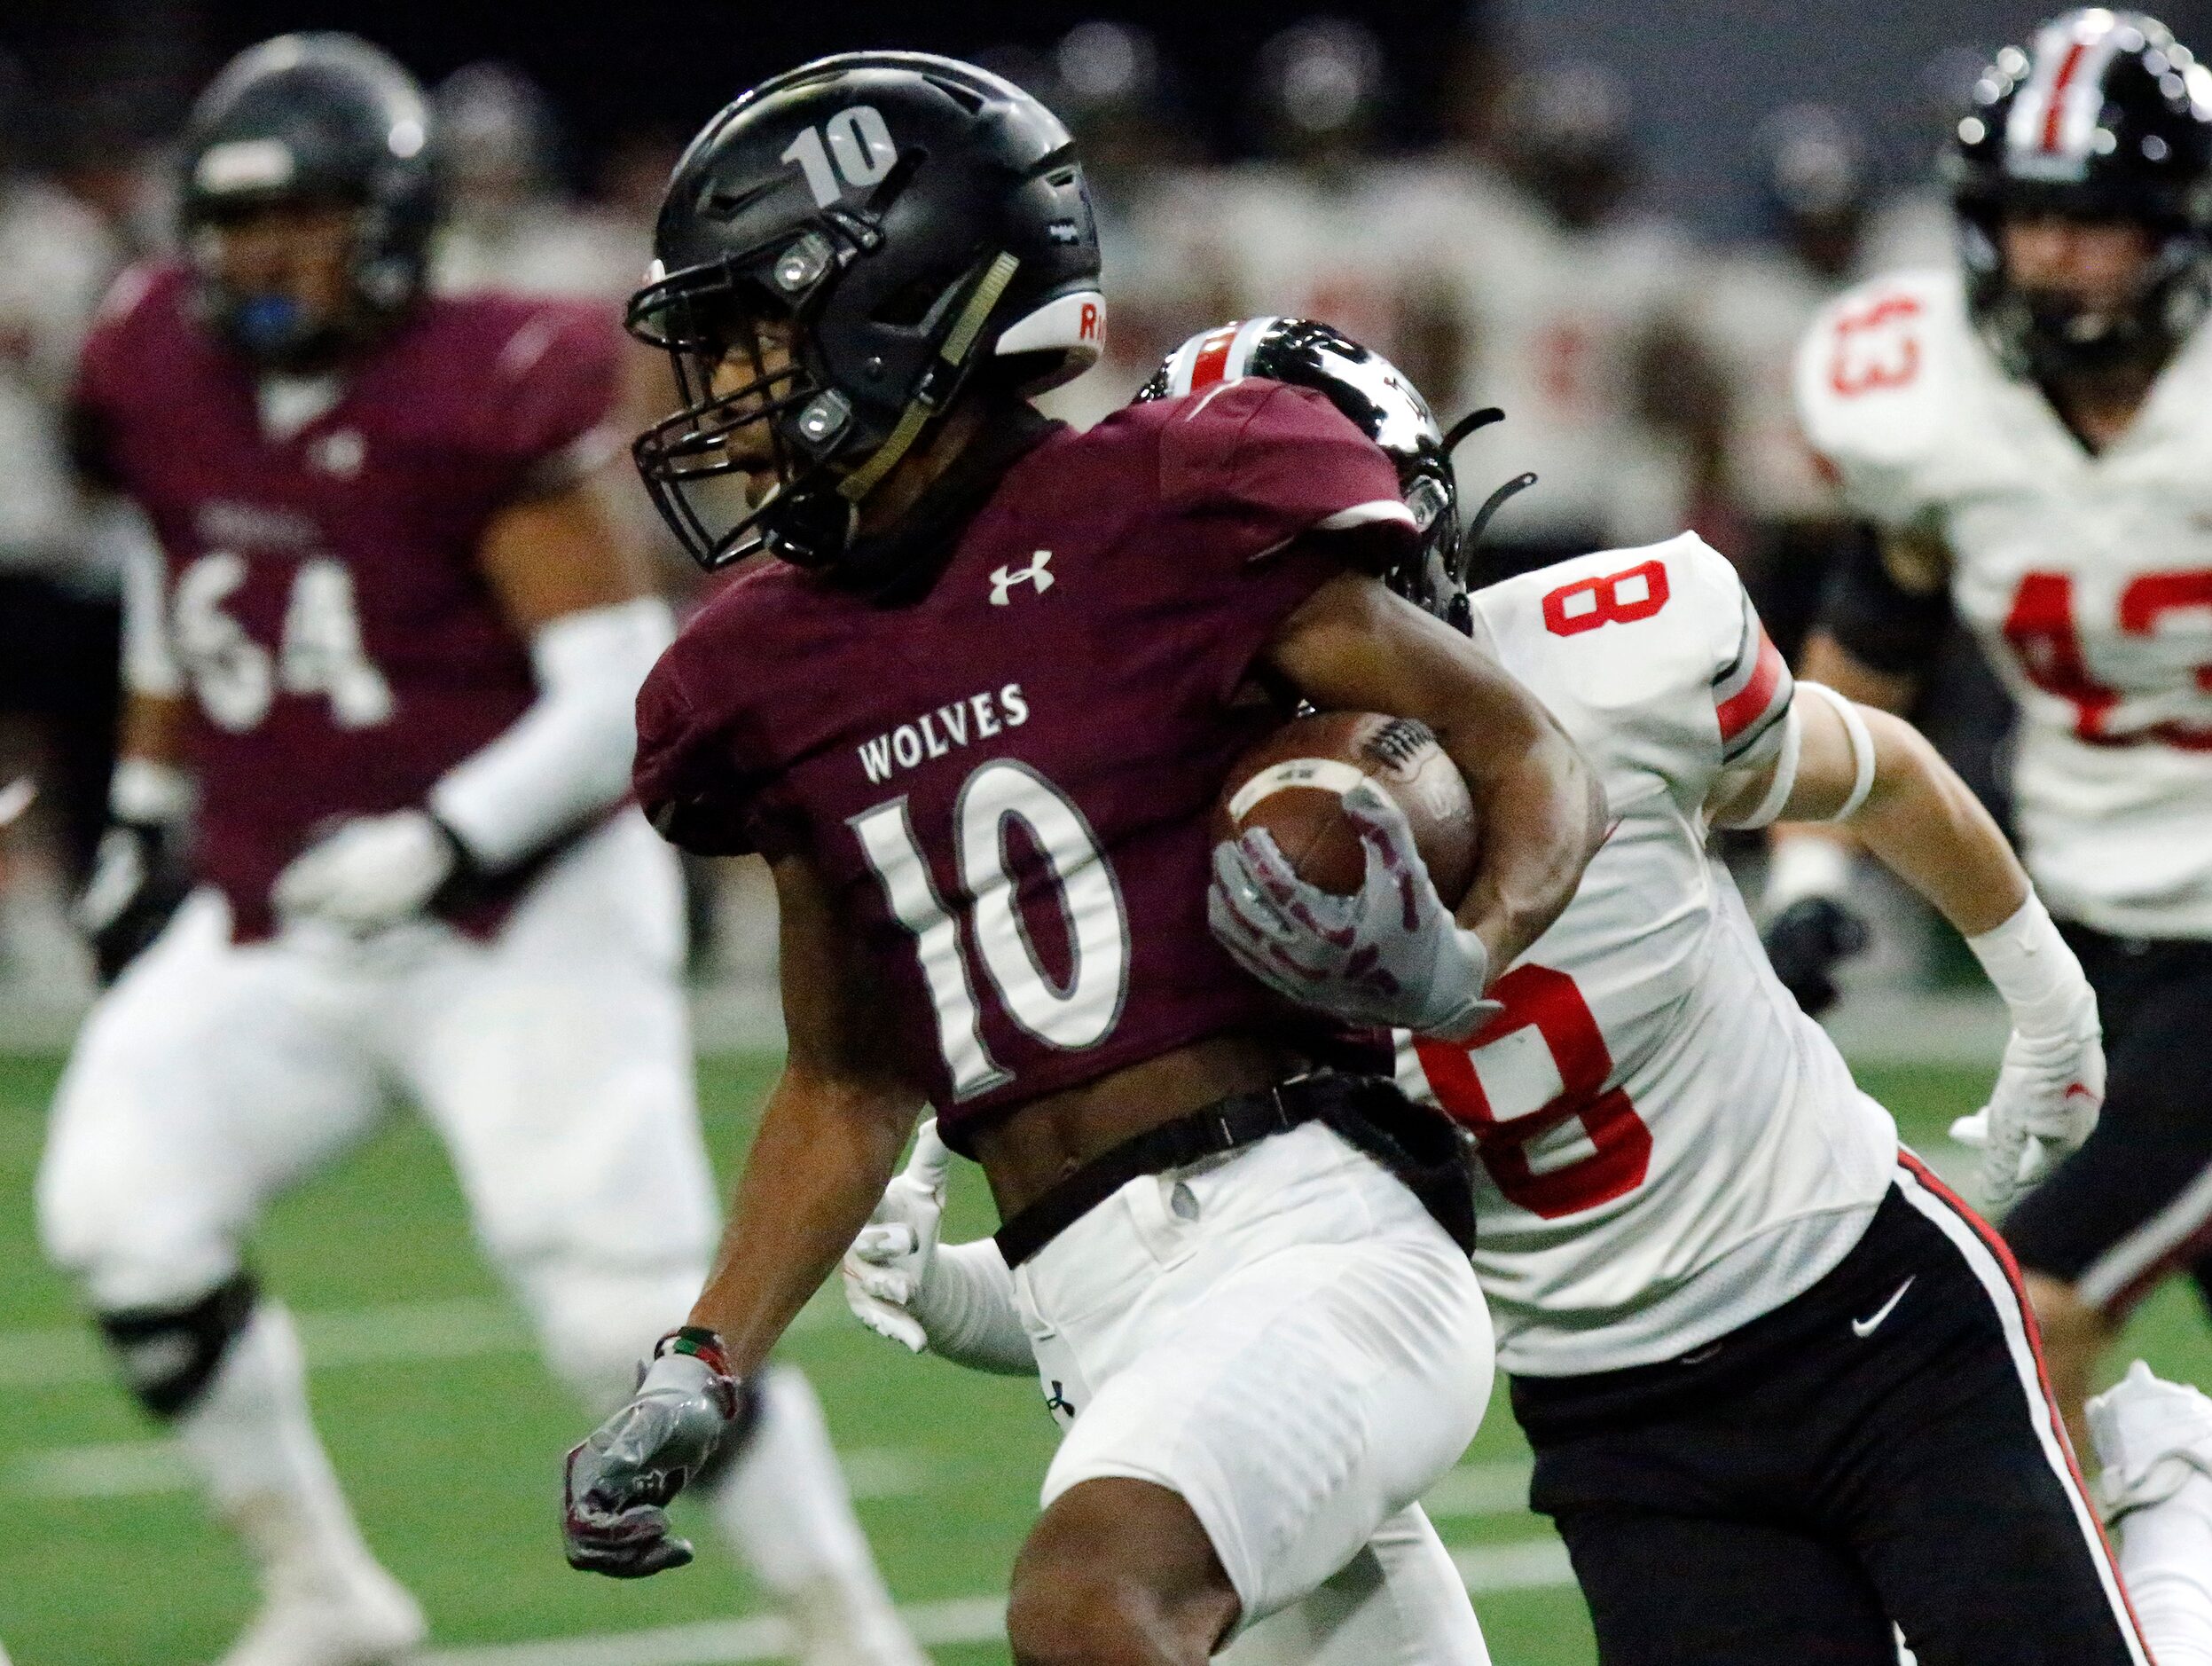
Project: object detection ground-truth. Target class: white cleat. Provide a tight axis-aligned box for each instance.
[2088,1360,2212,1525]
[216,1563,426,1666]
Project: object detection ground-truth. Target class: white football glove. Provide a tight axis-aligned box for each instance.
[842,1120,1034,1374]
[843,1121,953,1354]
[1949,995,2104,1213]
[272,809,459,934]
[1208,782,1500,1041]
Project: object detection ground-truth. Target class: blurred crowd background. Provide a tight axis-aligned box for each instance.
[3,0,2200,1023]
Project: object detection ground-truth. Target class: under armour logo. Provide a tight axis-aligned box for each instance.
[1044,1379,1078,1419]
[310,429,365,478]
[989,550,1054,606]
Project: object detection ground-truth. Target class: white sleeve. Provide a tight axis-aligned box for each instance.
[428,596,674,871]
[120,535,182,699]
[917,1240,1035,1377]
[1708,570,1794,774]
[1475,532,1794,815]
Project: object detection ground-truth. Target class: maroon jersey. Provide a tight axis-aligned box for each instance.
[635,379,1416,1145]
[76,263,620,938]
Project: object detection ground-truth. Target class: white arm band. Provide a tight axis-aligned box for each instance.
[1763,834,1853,914]
[1714,700,1804,830]
[428,597,673,872]
[1798,681,1877,821]
[916,1240,1035,1376]
[1967,893,2096,1037]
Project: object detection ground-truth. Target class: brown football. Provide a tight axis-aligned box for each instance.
[1213,711,1478,905]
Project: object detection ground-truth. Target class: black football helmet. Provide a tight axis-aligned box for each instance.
[1497,64,1637,230]
[1138,318,1532,635]
[178,34,440,370]
[628,52,1104,574]
[1947,9,2212,381]
[1754,106,1871,236]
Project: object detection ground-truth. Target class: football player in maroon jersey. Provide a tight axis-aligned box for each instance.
[35,36,922,1666]
[561,51,1605,1666]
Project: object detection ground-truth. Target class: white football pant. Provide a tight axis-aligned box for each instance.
[38,815,919,1665]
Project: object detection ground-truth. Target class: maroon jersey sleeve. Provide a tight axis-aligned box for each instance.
[633,638,776,859]
[1157,378,1420,561]
[1121,377,1421,713]
[69,263,161,485]
[464,302,624,497]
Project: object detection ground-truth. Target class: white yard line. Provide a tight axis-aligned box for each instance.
[420,1596,1009,1666]
[828,1445,940,1503]
[419,1544,1575,1664]
[10,1432,1494,1514]
[1450,1536,1575,1588]
[9,1435,936,1505]
[0,1288,845,1392]
[11,1440,193,1499]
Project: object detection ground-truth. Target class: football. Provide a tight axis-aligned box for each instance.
[1213,711,1478,904]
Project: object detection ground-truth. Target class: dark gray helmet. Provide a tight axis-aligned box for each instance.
[178,33,439,369]
[628,51,1104,574]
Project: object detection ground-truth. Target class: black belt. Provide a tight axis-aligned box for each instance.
[992,1073,1477,1269]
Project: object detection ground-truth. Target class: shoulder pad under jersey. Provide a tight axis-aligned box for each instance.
[1792,268,1970,531]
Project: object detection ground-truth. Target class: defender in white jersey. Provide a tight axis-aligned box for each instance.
[1791,8,2212,1453]
[845,324,2145,1664]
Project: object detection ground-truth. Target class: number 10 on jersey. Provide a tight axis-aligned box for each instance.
[851,759,1132,1098]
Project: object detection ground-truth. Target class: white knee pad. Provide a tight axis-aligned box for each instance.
[36,1110,242,1312]
[507,1256,704,1412]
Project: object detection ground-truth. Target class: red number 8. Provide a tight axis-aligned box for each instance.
[1541,559,1672,639]
[1414,963,1653,1220]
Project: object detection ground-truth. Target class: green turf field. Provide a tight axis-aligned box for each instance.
[4,1051,2209,1665]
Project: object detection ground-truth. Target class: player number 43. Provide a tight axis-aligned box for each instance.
[2003,567,2212,749]
[852,759,1132,1099]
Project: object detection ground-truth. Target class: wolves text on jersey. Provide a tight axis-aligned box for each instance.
[857,684,1031,785]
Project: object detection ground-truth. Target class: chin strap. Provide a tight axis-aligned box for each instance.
[837,251,1022,507]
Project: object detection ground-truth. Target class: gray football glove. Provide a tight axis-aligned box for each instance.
[1208,782,1501,1041]
[563,1330,755,1578]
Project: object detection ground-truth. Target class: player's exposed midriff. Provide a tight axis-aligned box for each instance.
[965,1031,1294,1220]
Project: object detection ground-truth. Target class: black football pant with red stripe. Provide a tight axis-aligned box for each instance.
[1510,1165,2148,1666]
[2004,923,2212,1318]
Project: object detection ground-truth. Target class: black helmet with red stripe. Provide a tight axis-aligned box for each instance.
[1947,9,2212,380]
[1138,318,1531,634]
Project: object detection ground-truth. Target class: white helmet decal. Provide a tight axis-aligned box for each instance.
[994,288,1108,389]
